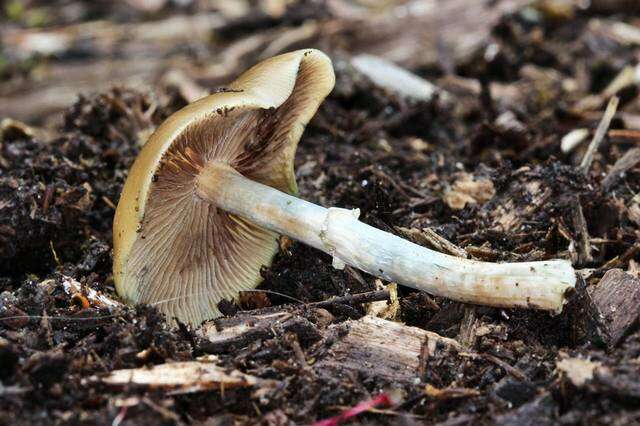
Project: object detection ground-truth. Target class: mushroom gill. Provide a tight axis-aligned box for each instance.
[120,55,329,324]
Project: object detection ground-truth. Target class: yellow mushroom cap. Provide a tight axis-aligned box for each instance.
[113,49,335,324]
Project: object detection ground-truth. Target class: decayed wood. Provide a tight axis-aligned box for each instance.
[587,269,640,347]
[316,316,461,382]
[198,310,323,353]
[198,290,391,352]
[199,311,459,383]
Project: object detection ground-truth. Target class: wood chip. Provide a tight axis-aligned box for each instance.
[587,268,640,347]
[589,19,640,46]
[317,316,461,383]
[98,360,269,394]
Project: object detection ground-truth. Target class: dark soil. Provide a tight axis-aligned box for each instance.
[2,1,640,425]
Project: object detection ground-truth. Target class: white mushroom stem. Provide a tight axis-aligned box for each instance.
[197,162,576,313]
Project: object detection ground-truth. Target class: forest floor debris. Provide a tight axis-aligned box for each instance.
[2,1,640,424]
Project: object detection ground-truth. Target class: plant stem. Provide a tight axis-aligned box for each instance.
[197,162,576,313]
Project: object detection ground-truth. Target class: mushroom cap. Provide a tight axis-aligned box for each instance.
[113,49,335,324]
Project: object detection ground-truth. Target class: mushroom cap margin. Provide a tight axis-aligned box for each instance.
[113,49,335,311]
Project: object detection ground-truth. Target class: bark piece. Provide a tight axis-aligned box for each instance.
[316,315,461,383]
[587,269,640,347]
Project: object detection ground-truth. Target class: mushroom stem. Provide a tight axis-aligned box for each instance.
[197,162,576,313]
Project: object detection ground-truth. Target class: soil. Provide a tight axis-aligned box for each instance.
[2,1,640,425]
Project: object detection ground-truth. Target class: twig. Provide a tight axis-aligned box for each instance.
[418,335,430,382]
[602,147,640,190]
[459,352,527,381]
[580,96,620,174]
[141,397,181,423]
[572,196,593,265]
[424,384,481,400]
[482,354,527,381]
[397,227,468,258]
[285,332,309,370]
[308,290,391,309]
[601,243,640,270]
[608,129,640,141]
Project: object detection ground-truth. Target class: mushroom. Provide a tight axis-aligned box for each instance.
[114,49,576,325]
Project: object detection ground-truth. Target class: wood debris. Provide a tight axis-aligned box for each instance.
[443,173,495,210]
[317,316,461,383]
[424,384,480,400]
[97,359,270,394]
[366,281,399,320]
[580,96,620,174]
[587,269,640,347]
[60,276,121,309]
[397,227,468,258]
[602,147,640,190]
[572,195,593,265]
